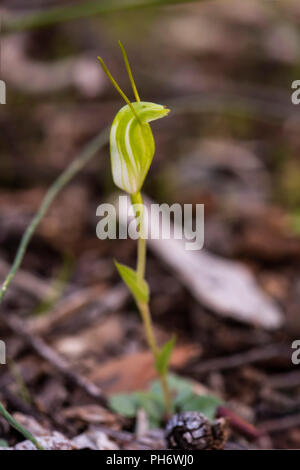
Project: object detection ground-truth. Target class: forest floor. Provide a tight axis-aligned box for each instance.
[1,0,300,450]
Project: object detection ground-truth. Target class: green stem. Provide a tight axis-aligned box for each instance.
[130,192,172,415]
[137,236,146,282]
[137,301,159,357]
[160,372,172,415]
[137,302,171,415]
[130,192,146,282]
[0,402,43,450]
[0,128,109,306]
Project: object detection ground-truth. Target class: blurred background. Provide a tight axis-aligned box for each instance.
[1,0,300,450]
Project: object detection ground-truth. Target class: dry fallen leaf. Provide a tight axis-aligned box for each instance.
[89,345,201,394]
[73,427,119,450]
[62,404,119,426]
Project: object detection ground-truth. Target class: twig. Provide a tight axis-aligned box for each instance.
[194,344,290,374]
[29,285,106,334]
[29,284,128,336]
[260,387,300,411]
[0,401,43,450]
[0,128,109,306]
[268,370,300,390]
[218,406,261,440]
[258,412,300,434]
[1,313,108,406]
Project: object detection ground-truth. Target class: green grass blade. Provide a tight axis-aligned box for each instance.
[4,0,202,33]
[0,402,43,450]
[0,128,109,305]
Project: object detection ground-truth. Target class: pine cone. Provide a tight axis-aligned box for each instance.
[165,411,229,450]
